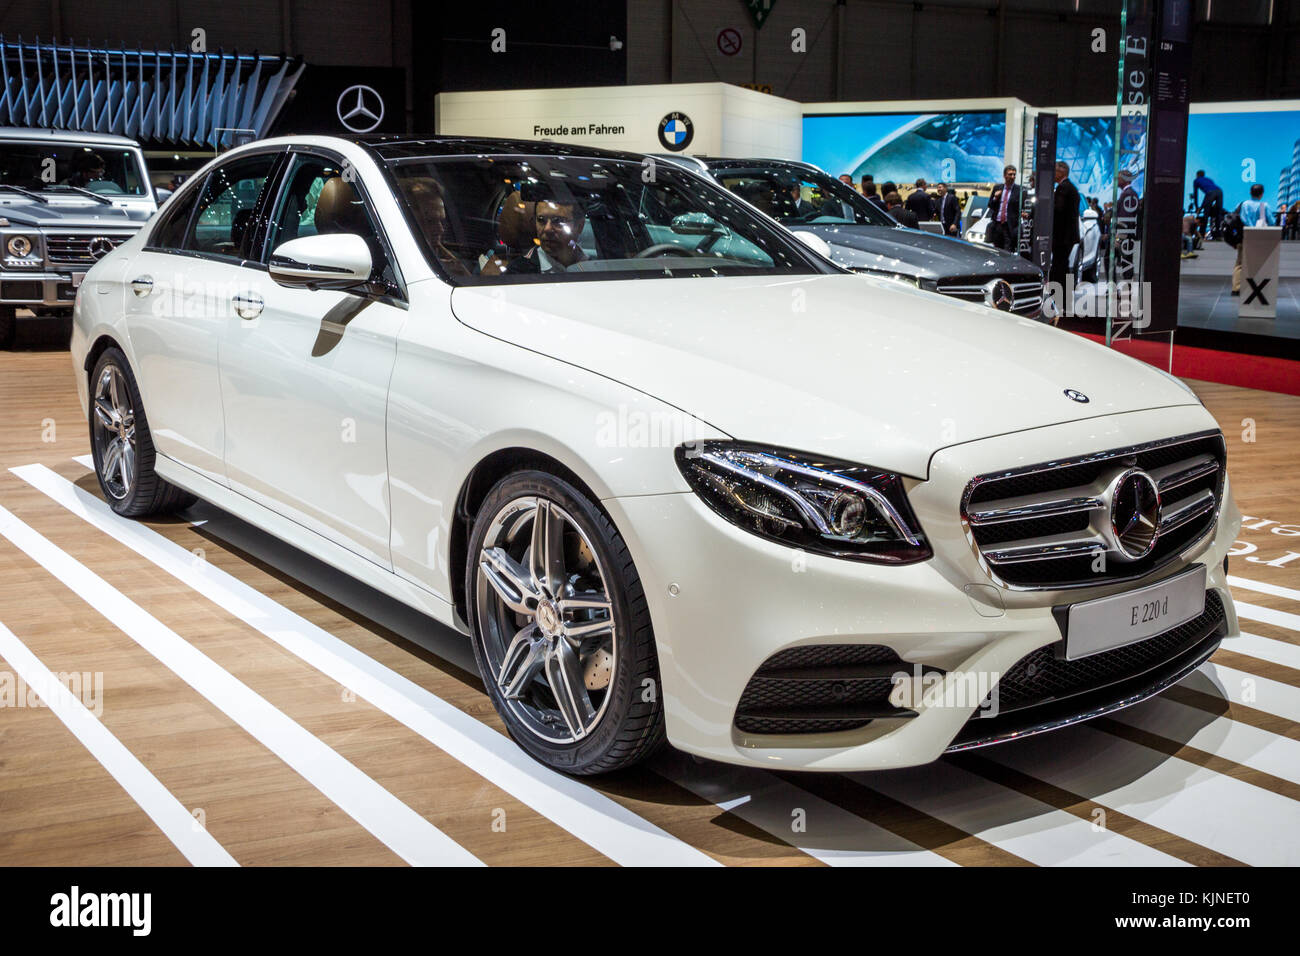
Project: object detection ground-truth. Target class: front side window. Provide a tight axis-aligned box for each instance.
[264,154,397,289]
[0,142,146,196]
[385,155,830,284]
[182,154,277,262]
[711,164,897,228]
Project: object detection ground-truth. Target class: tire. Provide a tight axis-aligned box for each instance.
[88,347,197,517]
[0,306,15,349]
[465,470,665,774]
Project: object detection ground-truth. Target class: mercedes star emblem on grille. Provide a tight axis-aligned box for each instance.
[1104,467,1162,561]
[982,278,1014,311]
[1064,389,1089,403]
[88,236,116,260]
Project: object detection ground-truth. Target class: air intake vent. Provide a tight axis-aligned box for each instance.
[733,644,926,736]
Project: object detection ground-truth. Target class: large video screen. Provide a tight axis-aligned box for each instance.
[1185,110,1300,211]
[802,111,1006,185]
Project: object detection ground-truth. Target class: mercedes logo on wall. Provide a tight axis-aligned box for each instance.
[88,236,116,260]
[657,112,694,152]
[337,84,385,133]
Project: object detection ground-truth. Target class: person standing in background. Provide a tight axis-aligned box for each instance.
[862,181,887,212]
[1050,161,1081,291]
[1192,170,1224,240]
[1232,183,1278,295]
[935,182,960,235]
[905,178,934,222]
[885,191,919,228]
[985,165,1022,251]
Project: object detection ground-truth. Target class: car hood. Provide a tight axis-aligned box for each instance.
[801,224,1040,280]
[0,198,153,227]
[450,273,1196,478]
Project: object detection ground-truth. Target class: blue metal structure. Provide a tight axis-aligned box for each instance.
[0,37,304,149]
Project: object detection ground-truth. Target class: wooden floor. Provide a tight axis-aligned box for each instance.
[1,344,1298,866]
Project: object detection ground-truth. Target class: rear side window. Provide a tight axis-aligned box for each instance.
[180,154,278,262]
[150,187,200,251]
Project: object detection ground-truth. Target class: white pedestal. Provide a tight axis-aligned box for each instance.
[1239,226,1282,319]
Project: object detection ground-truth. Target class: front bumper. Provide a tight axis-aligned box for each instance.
[1,269,84,309]
[604,403,1240,771]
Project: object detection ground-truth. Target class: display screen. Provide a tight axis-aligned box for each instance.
[802,111,1007,186]
[1184,109,1300,210]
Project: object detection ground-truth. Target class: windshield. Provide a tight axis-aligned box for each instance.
[708,162,898,228]
[0,142,147,197]
[385,155,831,284]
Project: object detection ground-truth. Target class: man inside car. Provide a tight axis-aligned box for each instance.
[504,199,588,274]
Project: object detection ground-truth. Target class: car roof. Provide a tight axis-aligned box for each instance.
[0,127,144,148]
[342,134,651,165]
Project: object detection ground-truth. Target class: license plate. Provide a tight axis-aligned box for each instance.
[1062,565,1207,660]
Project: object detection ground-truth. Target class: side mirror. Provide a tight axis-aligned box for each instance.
[669,212,725,236]
[791,230,833,260]
[153,187,173,205]
[269,234,373,291]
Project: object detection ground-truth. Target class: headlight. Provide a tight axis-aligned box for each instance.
[6,235,34,258]
[675,441,931,564]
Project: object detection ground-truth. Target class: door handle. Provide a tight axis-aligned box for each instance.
[130,276,153,297]
[232,292,265,320]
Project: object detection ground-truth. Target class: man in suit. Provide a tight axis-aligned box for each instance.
[862,181,887,212]
[1050,161,1081,291]
[904,178,934,222]
[985,164,1022,251]
[935,182,961,236]
[885,191,918,228]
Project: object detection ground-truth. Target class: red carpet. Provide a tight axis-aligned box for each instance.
[1072,332,1300,397]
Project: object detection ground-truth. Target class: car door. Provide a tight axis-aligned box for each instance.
[122,150,282,484]
[218,150,409,569]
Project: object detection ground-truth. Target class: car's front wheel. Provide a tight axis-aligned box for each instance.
[465,470,665,774]
[89,347,196,517]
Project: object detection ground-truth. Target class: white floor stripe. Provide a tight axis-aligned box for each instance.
[24,462,717,867]
[1109,693,1300,787]
[1228,574,1300,605]
[1234,601,1300,639]
[1225,630,1300,671]
[855,762,1187,866]
[1199,660,1300,725]
[0,622,239,867]
[0,501,482,867]
[986,724,1300,866]
[655,755,955,866]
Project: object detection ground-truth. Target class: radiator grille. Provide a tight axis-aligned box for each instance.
[962,431,1225,589]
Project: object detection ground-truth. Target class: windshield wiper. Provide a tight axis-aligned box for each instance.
[44,184,114,205]
[0,183,50,204]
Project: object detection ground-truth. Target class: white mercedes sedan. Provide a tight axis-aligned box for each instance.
[70,135,1241,775]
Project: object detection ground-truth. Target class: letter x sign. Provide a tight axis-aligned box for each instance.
[1244,277,1270,306]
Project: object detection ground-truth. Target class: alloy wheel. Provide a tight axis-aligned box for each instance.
[92,364,136,500]
[474,496,617,744]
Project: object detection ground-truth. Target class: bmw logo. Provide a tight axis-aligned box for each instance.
[657,112,694,152]
[1064,389,1089,403]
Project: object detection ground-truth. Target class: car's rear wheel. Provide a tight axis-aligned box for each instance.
[89,347,196,517]
[465,470,665,774]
